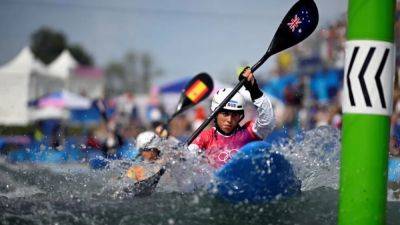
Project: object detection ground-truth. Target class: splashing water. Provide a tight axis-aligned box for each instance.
[153,141,214,193]
[272,126,341,191]
[0,127,399,225]
[93,140,215,196]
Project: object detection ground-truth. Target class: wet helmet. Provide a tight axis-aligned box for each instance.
[136,131,161,150]
[210,88,245,112]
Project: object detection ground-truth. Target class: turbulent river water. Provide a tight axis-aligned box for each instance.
[0,126,399,225]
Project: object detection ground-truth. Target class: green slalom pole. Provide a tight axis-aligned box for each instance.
[339,0,395,225]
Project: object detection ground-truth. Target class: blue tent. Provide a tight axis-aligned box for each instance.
[159,77,191,94]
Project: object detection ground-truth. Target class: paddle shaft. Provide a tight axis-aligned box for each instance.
[186,52,271,145]
[165,112,179,126]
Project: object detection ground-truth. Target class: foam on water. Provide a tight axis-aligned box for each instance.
[273,126,341,191]
[272,126,400,203]
[0,126,397,202]
[0,127,399,225]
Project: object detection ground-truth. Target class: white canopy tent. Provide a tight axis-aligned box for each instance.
[0,47,47,125]
[44,50,78,97]
[47,50,105,99]
[47,50,78,81]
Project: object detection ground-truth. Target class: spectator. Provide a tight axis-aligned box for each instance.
[86,129,102,150]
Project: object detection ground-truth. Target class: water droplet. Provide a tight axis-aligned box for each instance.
[191,195,199,204]
[168,218,175,225]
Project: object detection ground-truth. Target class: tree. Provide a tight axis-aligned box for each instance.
[30,26,94,65]
[124,52,138,88]
[142,53,152,92]
[30,27,66,64]
[68,44,93,66]
[104,51,162,96]
[105,61,127,96]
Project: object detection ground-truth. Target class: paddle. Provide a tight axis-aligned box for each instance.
[186,0,319,145]
[156,72,214,137]
[166,72,214,124]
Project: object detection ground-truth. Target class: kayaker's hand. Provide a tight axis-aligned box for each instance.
[126,165,145,181]
[238,66,263,101]
[155,124,169,138]
[238,66,255,86]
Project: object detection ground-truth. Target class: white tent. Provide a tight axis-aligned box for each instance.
[47,50,78,80]
[0,47,48,125]
[29,52,65,101]
[47,50,105,99]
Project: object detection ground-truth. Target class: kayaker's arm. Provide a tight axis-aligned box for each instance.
[240,67,275,140]
[251,94,275,139]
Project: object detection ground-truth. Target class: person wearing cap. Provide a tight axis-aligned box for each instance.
[188,67,276,168]
[125,131,165,182]
[124,130,202,194]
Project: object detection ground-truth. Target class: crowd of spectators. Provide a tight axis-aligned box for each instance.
[4,14,400,160]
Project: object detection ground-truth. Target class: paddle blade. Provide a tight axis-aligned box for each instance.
[174,72,213,115]
[267,0,318,56]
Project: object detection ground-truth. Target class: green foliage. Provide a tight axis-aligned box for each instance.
[0,125,34,136]
[30,26,94,65]
[68,44,93,66]
[0,125,87,137]
[104,51,161,96]
[105,62,126,77]
[30,27,67,65]
[105,61,127,96]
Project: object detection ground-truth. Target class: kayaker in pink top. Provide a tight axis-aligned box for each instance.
[188,68,275,168]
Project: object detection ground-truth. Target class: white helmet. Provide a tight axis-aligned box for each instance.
[136,131,161,150]
[210,88,245,112]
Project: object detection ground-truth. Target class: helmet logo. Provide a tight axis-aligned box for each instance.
[227,100,238,108]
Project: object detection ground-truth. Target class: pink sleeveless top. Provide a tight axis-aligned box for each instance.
[192,121,260,168]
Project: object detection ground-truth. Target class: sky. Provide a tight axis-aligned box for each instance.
[0,0,347,85]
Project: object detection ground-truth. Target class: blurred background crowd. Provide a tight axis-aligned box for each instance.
[1,3,400,160]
